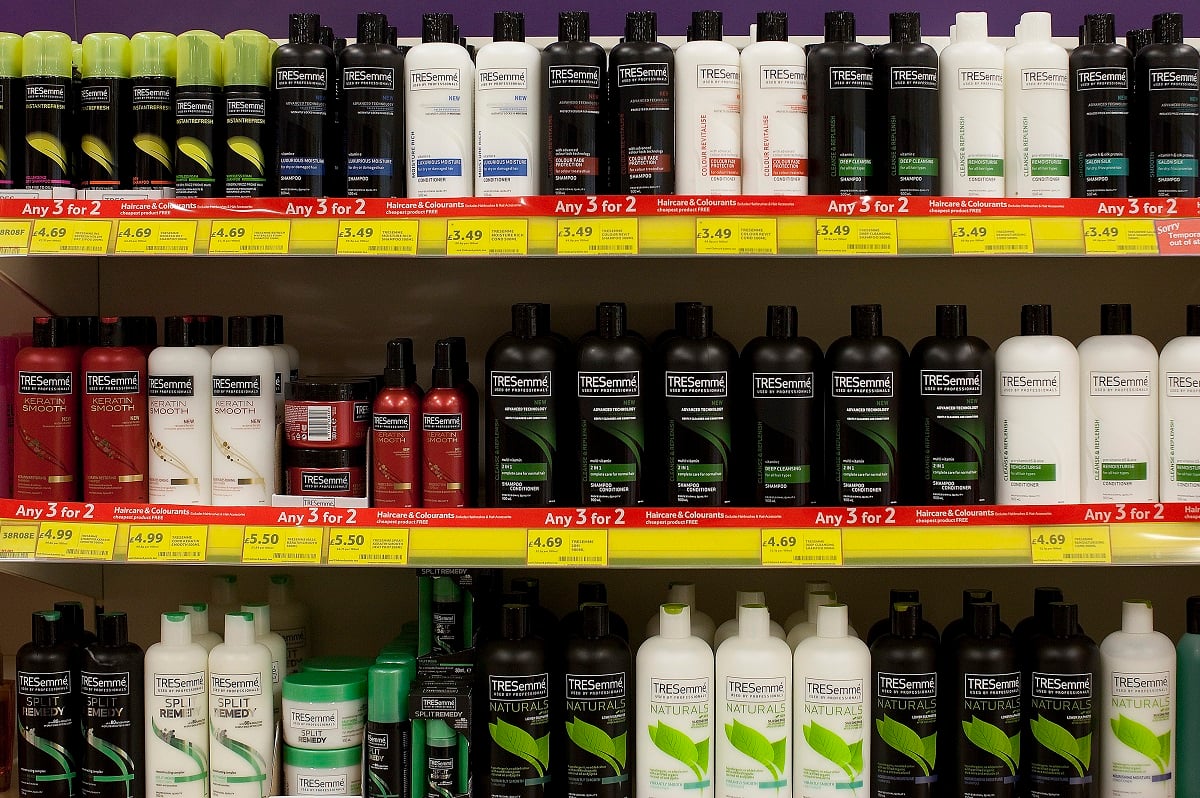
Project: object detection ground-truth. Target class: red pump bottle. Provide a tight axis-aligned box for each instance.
[371,338,423,507]
[422,338,474,507]
[13,316,81,501]
[81,317,149,502]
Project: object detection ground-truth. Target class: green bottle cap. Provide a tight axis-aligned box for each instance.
[176,30,222,87]
[0,33,21,78]
[368,663,414,723]
[82,33,131,79]
[131,32,176,78]
[71,42,82,72]
[223,30,271,86]
[426,718,457,744]
[22,31,72,78]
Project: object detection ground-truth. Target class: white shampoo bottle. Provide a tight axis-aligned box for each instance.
[637,603,715,798]
[995,304,1081,504]
[1101,600,1176,798]
[940,12,1005,197]
[1161,304,1200,501]
[210,317,276,506]
[208,612,275,798]
[474,12,540,197]
[714,591,785,648]
[405,13,474,198]
[242,603,286,721]
[1004,12,1070,197]
[179,602,223,652]
[145,612,209,798]
[674,10,742,195]
[148,316,213,505]
[268,574,311,673]
[739,12,807,195]
[1078,303,1159,502]
[715,605,792,798]
[645,581,716,645]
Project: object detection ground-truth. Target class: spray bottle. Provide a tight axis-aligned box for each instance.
[128,33,175,195]
[173,31,222,198]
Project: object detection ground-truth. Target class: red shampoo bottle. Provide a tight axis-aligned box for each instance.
[372,338,423,507]
[422,338,474,507]
[13,317,80,501]
[81,317,149,502]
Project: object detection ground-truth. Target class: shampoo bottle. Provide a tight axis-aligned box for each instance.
[81,316,149,503]
[21,31,73,193]
[827,304,906,506]
[341,12,404,198]
[422,339,472,508]
[1101,600,1176,798]
[644,582,716,646]
[81,613,145,798]
[807,11,873,196]
[793,603,870,796]
[78,33,130,191]
[207,613,273,798]
[144,612,209,798]
[1011,586,1064,648]
[173,31,222,198]
[17,610,80,798]
[13,316,80,501]
[908,304,994,504]
[210,316,276,506]
[128,33,175,195]
[712,591,785,648]
[178,604,222,652]
[1135,13,1199,198]
[540,11,606,195]
[267,575,309,674]
[221,30,272,198]
[1176,596,1200,796]
[636,604,715,798]
[405,13,474,199]
[272,13,334,197]
[741,305,823,506]
[715,605,791,798]
[1160,304,1200,500]
[0,33,24,191]
[372,338,422,508]
[57,600,96,647]
[740,12,807,195]
[939,12,1005,197]
[674,10,741,195]
[1070,14,1132,197]
[1004,12,1071,197]
[474,11,540,197]
[148,316,213,506]
[995,304,1080,504]
[609,12,674,195]
[1078,304,1159,502]
[240,603,285,721]
[865,589,938,645]
[872,12,940,196]
[942,589,1010,645]
[560,582,631,642]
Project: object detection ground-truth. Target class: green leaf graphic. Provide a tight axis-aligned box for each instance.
[725,719,780,778]
[1077,733,1092,770]
[535,732,551,771]
[566,718,622,772]
[771,738,787,774]
[921,733,938,768]
[695,736,711,775]
[649,722,702,779]
[1110,715,1168,773]
[227,135,266,175]
[876,716,932,775]
[962,717,1016,774]
[27,132,69,173]
[134,133,173,170]
[848,739,863,775]
[803,721,860,780]
[1159,732,1172,768]
[81,134,116,176]
[177,136,214,176]
[490,718,546,776]
[1030,716,1086,776]
[613,732,628,769]
[1009,732,1021,768]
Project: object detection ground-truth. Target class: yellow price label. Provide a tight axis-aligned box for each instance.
[241,526,322,564]
[0,523,40,558]
[446,218,529,256]
[36,522,118,560]
[208,220,291,255]
[327,527,410,565]
[336,220,419,255]
[950,218,1034,254]
[527,529,609,566]
[29,219,112,254]
[557,218,639,255]
[1082,219,1159,254]
[0,220,32,252]
[696,218,778,255]
[815,218,898,255]
[114,220,198,254]
[126,524,208,562]
[760,528,844,566]
[1030,526,1112,564]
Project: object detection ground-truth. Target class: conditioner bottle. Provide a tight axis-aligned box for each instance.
[1004,12,1071,197]
[405,14,473,198]
[208,614,273,798]
[674,11,741,195]
[474,12,539,197]
[1160,305,1200,501]
[148,316,213,506]
[17,610,80,798]
[740,12,807,195]
[939,13,1005,197]
[81,317,148,503]
[144,612,208,798]
[1176,596,1200,796]
[210,317,275,505]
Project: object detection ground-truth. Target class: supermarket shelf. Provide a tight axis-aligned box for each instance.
[0,196,1193,257]
[0,499,1198,568]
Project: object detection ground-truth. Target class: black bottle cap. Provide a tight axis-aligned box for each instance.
[625,11,658,42]
[851,304,883,337]
[559,11,591,42]
[55,601,86,635]
[675,301,702,332]
[290,13,321,45]
[892,603,921,637]
[1085,14,1116,44]
[767,305,798,338]
[196,315,223,346]
[432,339,455,388]
[163,316,196,347]
[757,12,789,42]
[825,11,857,42]
[317,25,335,49]
[357,13,388,45]
[32,316,69,347]
[691,10,724,41]
[1153,12,1184,44]
[1127,28,1154,53]
[494,11,526,42]
[98,612,129,645]
[500,603,529,639]
[685,304,714,339]
[889,12,922,43]
[1101,303,1132,335]
[581,602,610,637]
[334,37,347,54]
[512,303,542,338]
[33,610,62,646]
[597,302,628,339]
[1034,586,1064,617]
[686,25,695,41]
[387,27,399,46]
[384,338,416,387]
[1187,305,1200,336]
[536,303,553,334]
[971,602,1000,638]
[891,588,920,605]
[1020,304,1054,336]
[936,304,967,338]
[512,576,541,604]
[66,316,100,347]
[134,316,158,348]
[963,588,993,615]
[422,14,455,44]
[578,580,607,604]
[1049,602,1078,638]
[1188,596,1200,634]
[98,316,131,347]
[445,336,470,381]
[227,315,258,347]
[251,316,274,346]
[1079,23,1088,45]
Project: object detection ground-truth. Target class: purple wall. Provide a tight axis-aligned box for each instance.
[1,0,1186,46]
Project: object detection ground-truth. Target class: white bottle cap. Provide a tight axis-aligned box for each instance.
[736,590,766,610]
[212,574,238,603]
[1013,23,1024,43]
[667,582,697,607]
[161,611,194,645]
[659,603,693,638]
[956,11,989,41]
[1020,11,1051,40]
[1122,600,1155,633]
[816,603,850,638]
[805,581,833,597]
[807,591,836,617]
[242,603,271,636]
[268,574,293,603]
[225,612,257,645]
[738,605,771,638]
[179,603,210,636]
[949,23,957,41]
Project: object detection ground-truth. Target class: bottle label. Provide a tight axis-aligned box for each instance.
[696,64,740,89]
[19,671,72,695]
[296,774,348,795]
[343,67,395,91]
[798,678,865,791]
[148,375,195,397]
[665,371,728,397]
[618,63,670,86]
[410,68,461,91]
[548,65,601,88]
[289,707,338,729]
[26,81,67,106]
[85,371,140,395]
[79,84,112,108]
[827,66,872,90]
[82,670,136,798]
[1089,371,1152,396]
[752,372,814,399]
[210,673,262,697]
[718,676,788,795]
[374,413,412,432]
[275,67,328,91]
[1076,67,1129,91]
[491,370,552,396]
[226,97,266,118]
[176,98,215,119]
[1167,372,1200,397]
[873,672,937,790]
[959,672,1021,791]
[1107,671,1172,794]
[645,677,712,791]
[477,68,527,90]
[18,670,77,798]
[18,370,73,395]
[300,470,352,493]
[490,371,556,504]
[424,413,464,431]
[132,84,172,106]
[831,371,900,504]
[920,369,982,396]
[82,671,130,696]
[751,372,817,502]
[1021,69,1068,91]
[154,672,205,696]
[487,674,551,795]
[958,68,1003,90]
[920,369,989,502]
[665,372,732,504]
[890,66,938,90]
[999,371,1061,396]
[212,375,262,397]
[1149,68,1200,91]
[758,65,805,89]
[565,672,629,797]
[579,371,644,505]
[831,372,893,398]
[578,372,640,397]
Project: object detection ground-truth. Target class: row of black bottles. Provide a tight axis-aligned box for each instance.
[16,603,145,798]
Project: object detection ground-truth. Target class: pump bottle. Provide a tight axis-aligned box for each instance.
[540,11,605,195]
[422,338,472,508]
[173,31,222,198]
[18,610,80,798]
[609,12,674,195]
[807,12,872,195]
[177,604,222,652]
[0,33,25,191]
[81,613,145,798]
[872,12,940,196]
[740,12,806,195]
[210,316,276,505]
[81,317,149,502]
[148,316,213,505]
[405,14,474,198]
[208,613,273,798]
[14,316,80,501]
[1135,13,1199,198]
[712,591,785,648]
[645,582,716,645]
[78,33,130,192]
[940,13,1005,197]
[674,11,741,195]
[1161,305,1200,500]
[271,14,334,197]
[1071,14,1133,197]
[221,30,272,198]
[21,31,73,193]
[474,12,539,197]
[372,338,422,508]
[144,612,209,798]
[1004,12,1070,197]
[341,12,404,198]
[128,33,175,196]
[1177,596,1200,796]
